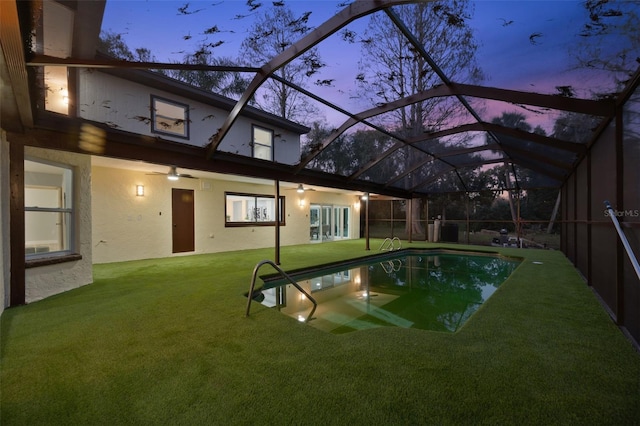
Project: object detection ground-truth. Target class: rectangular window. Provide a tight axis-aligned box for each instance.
[225,192,285,226]
[25,159,74,257]
[252,126,273,161]
[151,95,189,138]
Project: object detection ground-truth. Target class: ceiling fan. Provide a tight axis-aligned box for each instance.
[288,183,316,193]
[147,165,197,180]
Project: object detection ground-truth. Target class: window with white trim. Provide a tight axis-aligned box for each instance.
[24,159,74,257]
[151,95,190,138]
[252,126,273,160]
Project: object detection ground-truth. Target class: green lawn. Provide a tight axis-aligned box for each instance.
[2,240,639,425]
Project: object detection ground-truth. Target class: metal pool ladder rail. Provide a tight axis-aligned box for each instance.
[380,259,402,274]
[379,237,402,251]
[245,260,317,322]
[604,201,640,282]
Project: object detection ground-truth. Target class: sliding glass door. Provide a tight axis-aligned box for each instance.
[333,206,349,239]
[310,204,350,242]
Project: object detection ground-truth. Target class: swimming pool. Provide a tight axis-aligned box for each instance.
[253,250,521,334]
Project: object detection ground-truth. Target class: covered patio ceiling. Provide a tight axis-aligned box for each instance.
[4,0,640,198]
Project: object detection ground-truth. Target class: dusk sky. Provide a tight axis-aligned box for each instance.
[100,1,638,133]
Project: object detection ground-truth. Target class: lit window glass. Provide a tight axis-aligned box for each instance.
[151,96,189,138]
[252,126,273,160]
[24,159,74,257]
[225,192,285,226]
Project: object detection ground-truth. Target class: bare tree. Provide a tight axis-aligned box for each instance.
[99,30,248,99]
[353,1,483,236]
[98,30,157,62]
[575,0,640,94]
[489,112,532,229]
[165,45,249,99]
[238,4,321,123]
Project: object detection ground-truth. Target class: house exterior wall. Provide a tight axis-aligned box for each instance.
[78,71,301,164]
[91,164,361,264]
[24,147,93,303]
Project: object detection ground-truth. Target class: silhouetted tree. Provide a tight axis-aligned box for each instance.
[239,4,321,123]
[488,112,532,227]
[165,45,249,99]
[353,1,483,235]
[576,0,640,93]
[98,30,159,63]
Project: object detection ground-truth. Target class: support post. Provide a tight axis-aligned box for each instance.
[365,193,370,251]
[615,108,625,324]
[425,197,429,242]
[9,140,25,306]
[516,191,521,247]
[274,180,280,265]
[546,190,561,234]
[408,198,413,243]
[466,192,470,245]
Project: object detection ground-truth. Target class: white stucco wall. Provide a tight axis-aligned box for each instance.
[24,147,93,303]
[91,164,361,264]
[1,134,9,313]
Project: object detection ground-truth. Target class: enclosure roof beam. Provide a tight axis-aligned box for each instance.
[408,157,565,193]
[14,112,412,198]
[28,54,260,73]
[204,0,419,160]
[499,145,573,171]
[413,122,586,154]
[384,144,503,188]
[347,141,407,181]
[508,160,565,183]
[296,80,599,172]
[1,0,33,131]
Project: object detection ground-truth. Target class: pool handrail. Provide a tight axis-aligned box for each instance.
[245,259,317,322]
[380,259,402,274]
[604,201,640,282]
[379,237,402,251]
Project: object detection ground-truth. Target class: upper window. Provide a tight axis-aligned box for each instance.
[24,159,74,258]
[225,192,285,226]
[151,95,189,139]
[252,126,273,161]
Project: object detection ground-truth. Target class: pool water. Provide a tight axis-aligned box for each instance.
[256,250,521,334]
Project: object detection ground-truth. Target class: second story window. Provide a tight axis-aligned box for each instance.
[252,126,273,161]
[151,95,189,139]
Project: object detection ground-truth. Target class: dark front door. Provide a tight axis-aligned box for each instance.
[172,188,195,253]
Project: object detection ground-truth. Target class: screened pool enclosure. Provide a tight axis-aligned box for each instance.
[1,0,639,344]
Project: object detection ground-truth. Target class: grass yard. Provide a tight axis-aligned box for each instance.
[1,240,639,425]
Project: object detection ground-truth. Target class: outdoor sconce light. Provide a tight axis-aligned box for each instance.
[299,198,306,208]
[136,185,145,197]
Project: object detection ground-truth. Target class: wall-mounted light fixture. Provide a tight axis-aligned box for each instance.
[299,198,306,208]
[136,185,145,196]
